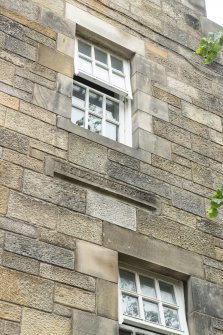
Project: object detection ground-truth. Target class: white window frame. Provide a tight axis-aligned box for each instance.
[73,38,132,146]
[119,267,189,335]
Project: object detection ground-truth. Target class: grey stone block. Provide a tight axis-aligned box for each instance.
[5,35,37,61]
[97,279,118,320]
[103,222,204,279]
[0,127,29,154]
[188,277,223,319]
[192,134,223,164]
[0,0,40,21]
[5,232,75,269]
[87,190,136,231]
[172,186,205,216]
[188,312,212,335]
[0,216,37,238]
[56,73,73,97]
[108,149,140,171]
[68,133,108,174]
[197,219,223,239]
[23,170,86,212]
[3,251,39,275]
[0,82,32,102]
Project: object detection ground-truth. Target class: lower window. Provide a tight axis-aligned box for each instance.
[119,268,189,335]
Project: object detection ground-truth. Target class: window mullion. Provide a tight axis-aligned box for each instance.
[85,87,89,129]
[102,94,106,136]
[155,279,165,326]
[135,273,144,321]
[108,52,112,84]
[92,45,96,78]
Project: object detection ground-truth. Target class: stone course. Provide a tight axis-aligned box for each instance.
[0,0,222,334]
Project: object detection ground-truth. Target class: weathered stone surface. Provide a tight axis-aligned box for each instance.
[23,170,86,212]
[0,185,9,214]
[20,308,71,335]
[197,219,223,239]
[72,309,118,335]
[15,75,33,94]
[7,191,59,230]
[57,33,75,57]
[5,35,37,61]
[152,86,181,107]
[16,67,55,91]
[3,251,39,275]
[204,257,223,271]
[108,149,140,171]
[182,101,222,132]
[0,81,32,102]
[172,143,208,167]
[108,161,171,199]
[131,72,152,95]
[5,109,68,150]
[162,203,196,228]
[153,118,192,149]
[104,222,204,278]
[87,190,136,230]
[152,154,192,179]
[40,263,95,291]
[4,320,20,335]
[209,129,223,146]
[5,232,75,269]
[0,216,37,238]
[133,128,172,160]
[97,279,118,320]
[20,100,56,125]
[0,59,15,86]
[132,110,153,133]
[53,304,72,318]
[0,301,21,322]
[3,148,43,173]
[205,267,223,287]
[0,160,23,190]
[215,247,223,262]
[39,228,76,250]
[0,266,54,311]
[56,73,73,97]
[133,91,169,121]
[192,134,223,163]
[0,92,19,110]
[33,0,64,16]
[0,127,29,154]
[75,240,118,282]
[188,312,212,335]
[54,283,95,311]
[68,134,108,174]
[58,209,102,245]
[38,45,73,77]
[132,54,166,84]
[188,277,223,319]
[0,0,40,21]
[172,186,205,216]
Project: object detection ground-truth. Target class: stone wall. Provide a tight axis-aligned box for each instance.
[0,0,223,334]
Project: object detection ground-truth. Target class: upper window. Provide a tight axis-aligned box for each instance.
[72,38,132,145]
[119,268,189,335]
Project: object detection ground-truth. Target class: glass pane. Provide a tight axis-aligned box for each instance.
[140,276,156,298]
[159,282,176,304]
[122,294,139,318]
[89,91,103,115]
[78,57,93,75]
[120,269,136,292]
[95,48,107,64]
[111,56,123,72]
[106,122,118,141]
[88,114,102,134]
[143,300,160,324]
[78,40,91,57]
[111,72,126,89]
[106,99,119,121]
[72,84,86,109]
[71,107,85,127]
[164,307,180,330]
[95,65,109,82]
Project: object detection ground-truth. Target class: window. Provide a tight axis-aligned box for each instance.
[72,38,132,145]
[119,268,189,335]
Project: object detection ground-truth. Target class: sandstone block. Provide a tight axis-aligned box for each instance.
[3,149,43,173]
[108,149,140,171]
[7,191,59,230]
[172,186,205,216]
[0,185,9,214]
[56,73,73,97]
[162,203,196,228]
[32,0,64,16]
[55,283,95,312]
[132,111,153,133]
[5,232,75,269]
[0,81,31,102]
[33,84,72,118]
[0,59,15,86]
[5,35,37,61]
[133,91,169,121]
[39,227,76,250]
[58,209,102,245]
[205,267,223,287]
[0,161,23,190]
[153,86,181,108]
[97,279,118,320]
[0,216,37,238]
[197,219,223,239]
[40,263,95,291]
[68,134,108,174]
[0,0,40,21]
[53,304,72,318]
[3,251,39,275]
[4,320,20,335]
[30,139,66,159]
[20,308,71,335]
[5,109,68,150]
[0,266,54,311]
[87,190,136,230]
[192,134,223,164]
[75,240,118,282]
[0,301,21,322]
[0,92,19,110]
[23,170,86,212]
[131,72,152,95]
[0,127,29,154]
[215,247,223,262]
[16,67,55,91]
[57,34,75,57]
[15,76,33,94]
[172,143,208,167]
[38,45,73,77]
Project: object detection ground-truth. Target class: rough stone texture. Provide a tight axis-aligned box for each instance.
[172,186,205,216]
[0,185,9,214]
[20,308,71,335]
[0,301,21,322]
[96,279,118,320]
[0,216,37,238]
[87,190,136,230]
[68,134,108,174]
[38,227,76,251]
[0,266,54,311]
[54,283,95,312]
[3,251,40,275]
[0,160,23,190]
[23,170,86,212]
[75,240,118,283]
[0,127,29,154]
[57,33,75,57]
